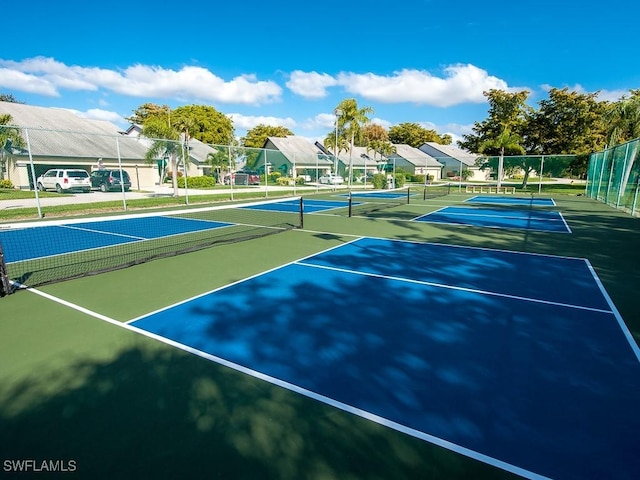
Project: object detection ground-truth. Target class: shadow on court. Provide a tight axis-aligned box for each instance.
[0,340,513,480]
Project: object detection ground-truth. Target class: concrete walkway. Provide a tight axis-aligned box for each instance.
[0,184,330,212]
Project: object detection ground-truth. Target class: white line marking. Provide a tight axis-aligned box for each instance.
[295,260,613,314]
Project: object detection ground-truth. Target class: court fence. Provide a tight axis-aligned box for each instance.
[586,137,640,217]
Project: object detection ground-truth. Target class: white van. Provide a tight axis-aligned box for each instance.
[36,169,91,193]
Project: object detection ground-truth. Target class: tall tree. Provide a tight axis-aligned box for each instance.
[604,89,640,147]
[478,128,525,188]
[388,122,450,147]
[241,124,294,148]
[458,89,532,153]
[171,105,234,145]
[361,124,390,172]
[526,87,607,155]
[0,93,22,103]
[126,103,171,125]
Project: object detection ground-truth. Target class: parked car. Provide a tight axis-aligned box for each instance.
[223,169,261,185]
[90,169,132,192]
[319,174,344,185]
[36,169,91,193]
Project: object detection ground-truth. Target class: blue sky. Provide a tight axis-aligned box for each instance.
[1,0,638,145]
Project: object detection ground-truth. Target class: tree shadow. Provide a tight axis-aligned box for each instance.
[0,336,513,479]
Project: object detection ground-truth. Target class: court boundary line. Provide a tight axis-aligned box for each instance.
[297,228,586,261]
[585,259,640,361]
[295,260,613,315]
[62,224,147,241]
[465,195,557,206]
[417,209,565,221]
[410,210,571,234]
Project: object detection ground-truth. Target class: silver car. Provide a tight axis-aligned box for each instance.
[319,174,344,185]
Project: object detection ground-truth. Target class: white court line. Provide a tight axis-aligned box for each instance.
[61,224,147,240]
[295,260,613,315]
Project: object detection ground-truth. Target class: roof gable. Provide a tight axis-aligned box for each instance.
[389,144,443,167]
[420,142,478,166]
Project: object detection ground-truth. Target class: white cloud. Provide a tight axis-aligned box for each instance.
[336,65,508,107]
[228,113,297,132]
[77,108,127,124]
[0,57,282,105]
[286,71,338,99]
[0,66,60,96]
[371,117,392,130]
[539,83,630,102]
[596,89,630,102]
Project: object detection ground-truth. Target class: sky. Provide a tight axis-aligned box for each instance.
[1,0,638,146]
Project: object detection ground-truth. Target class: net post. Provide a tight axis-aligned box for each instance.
[406,186,410,204]
[299,197,304,229]
[348,191,353,217]
[0,241,12,297]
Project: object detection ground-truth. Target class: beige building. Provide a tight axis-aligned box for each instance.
[0,102,211,190]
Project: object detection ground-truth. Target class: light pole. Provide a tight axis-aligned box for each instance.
[334,108,342,175]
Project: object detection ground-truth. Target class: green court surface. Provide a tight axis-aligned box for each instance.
[1,190,638,479]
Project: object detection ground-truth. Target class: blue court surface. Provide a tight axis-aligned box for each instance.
[0,216,231,263]
[466,195,556,206]
[415,206,570,232]
[130,237,640,480]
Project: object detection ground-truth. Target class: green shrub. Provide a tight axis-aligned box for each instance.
[176,176,217,188]
[277,177,294,186]
[0,179,14,189]
[371,173,387,189]
[269,171,282,182]
[394,173,406,188]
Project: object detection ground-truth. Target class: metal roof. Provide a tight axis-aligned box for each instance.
[0,101,150,160]
[388,144,443,167]
[420,142,478,166]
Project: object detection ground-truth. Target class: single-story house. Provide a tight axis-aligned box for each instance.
[385,144,443,180]
[0,102,211,190]
[419,142,488,181]
[254,136,334,180]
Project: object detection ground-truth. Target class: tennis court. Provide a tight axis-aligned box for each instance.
[414,206,570,232]
[126,237,638,480]
[0,216,233,263]
[1,190,639,480]
[466,195,556,206]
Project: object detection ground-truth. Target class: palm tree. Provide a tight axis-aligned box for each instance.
[335,99,374,187]
[478,128,525,188]
[142,116,184,197]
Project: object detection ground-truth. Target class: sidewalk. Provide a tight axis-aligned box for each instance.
[0,184,327,212]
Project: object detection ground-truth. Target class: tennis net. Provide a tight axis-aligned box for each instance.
[0,196,303,292]
[422,182,452,199]
[347,187,411,217]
